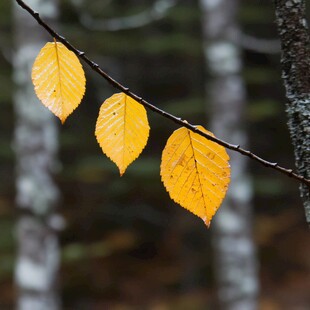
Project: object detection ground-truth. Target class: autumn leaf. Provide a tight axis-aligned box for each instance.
[95,92,150,175]
[160,126,230,226]
[32,41,86,123]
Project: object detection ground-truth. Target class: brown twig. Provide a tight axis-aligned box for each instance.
[15,0,310,187]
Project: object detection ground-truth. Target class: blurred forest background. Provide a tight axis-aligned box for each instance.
[0,0,310,309]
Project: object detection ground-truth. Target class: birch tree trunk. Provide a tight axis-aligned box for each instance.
[13,1,62,309]
[199,1,259,309]
[274,0,310,226]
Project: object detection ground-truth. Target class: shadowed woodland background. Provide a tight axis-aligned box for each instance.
[0,0,310,309]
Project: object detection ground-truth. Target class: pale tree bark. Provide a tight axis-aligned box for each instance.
[274,0,310,225]
[13,1,62,309]
[199,0,259,309]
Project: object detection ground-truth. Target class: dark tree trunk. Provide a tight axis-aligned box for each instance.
[199,0,259,309]
[274,0,310,225]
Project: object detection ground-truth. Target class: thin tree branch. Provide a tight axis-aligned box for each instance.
[238,33,280,54]
[15,0,310,188]
[71,0,113,10]
[1,48,13,64]
[71,0,178,31]
[226,29,280,54]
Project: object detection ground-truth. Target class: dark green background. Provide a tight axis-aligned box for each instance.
[0,0,309,308]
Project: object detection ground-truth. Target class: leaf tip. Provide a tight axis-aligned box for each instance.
[202,216,211,228]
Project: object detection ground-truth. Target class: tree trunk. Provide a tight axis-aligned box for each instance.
[13,1,62,309]
[199,0,259,309]
[274,0,310,226]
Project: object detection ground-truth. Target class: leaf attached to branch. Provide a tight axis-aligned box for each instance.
[95,93,150,175]
[32,41,86,123]
[160,126,230,226]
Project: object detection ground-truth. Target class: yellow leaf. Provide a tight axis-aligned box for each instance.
[95,93,150,175]
[32,41,86,123]
[160,126,230,226]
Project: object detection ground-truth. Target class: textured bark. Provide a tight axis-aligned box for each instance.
[199,0,259,309]
[13,0,62,309]
[274,0,310,225]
